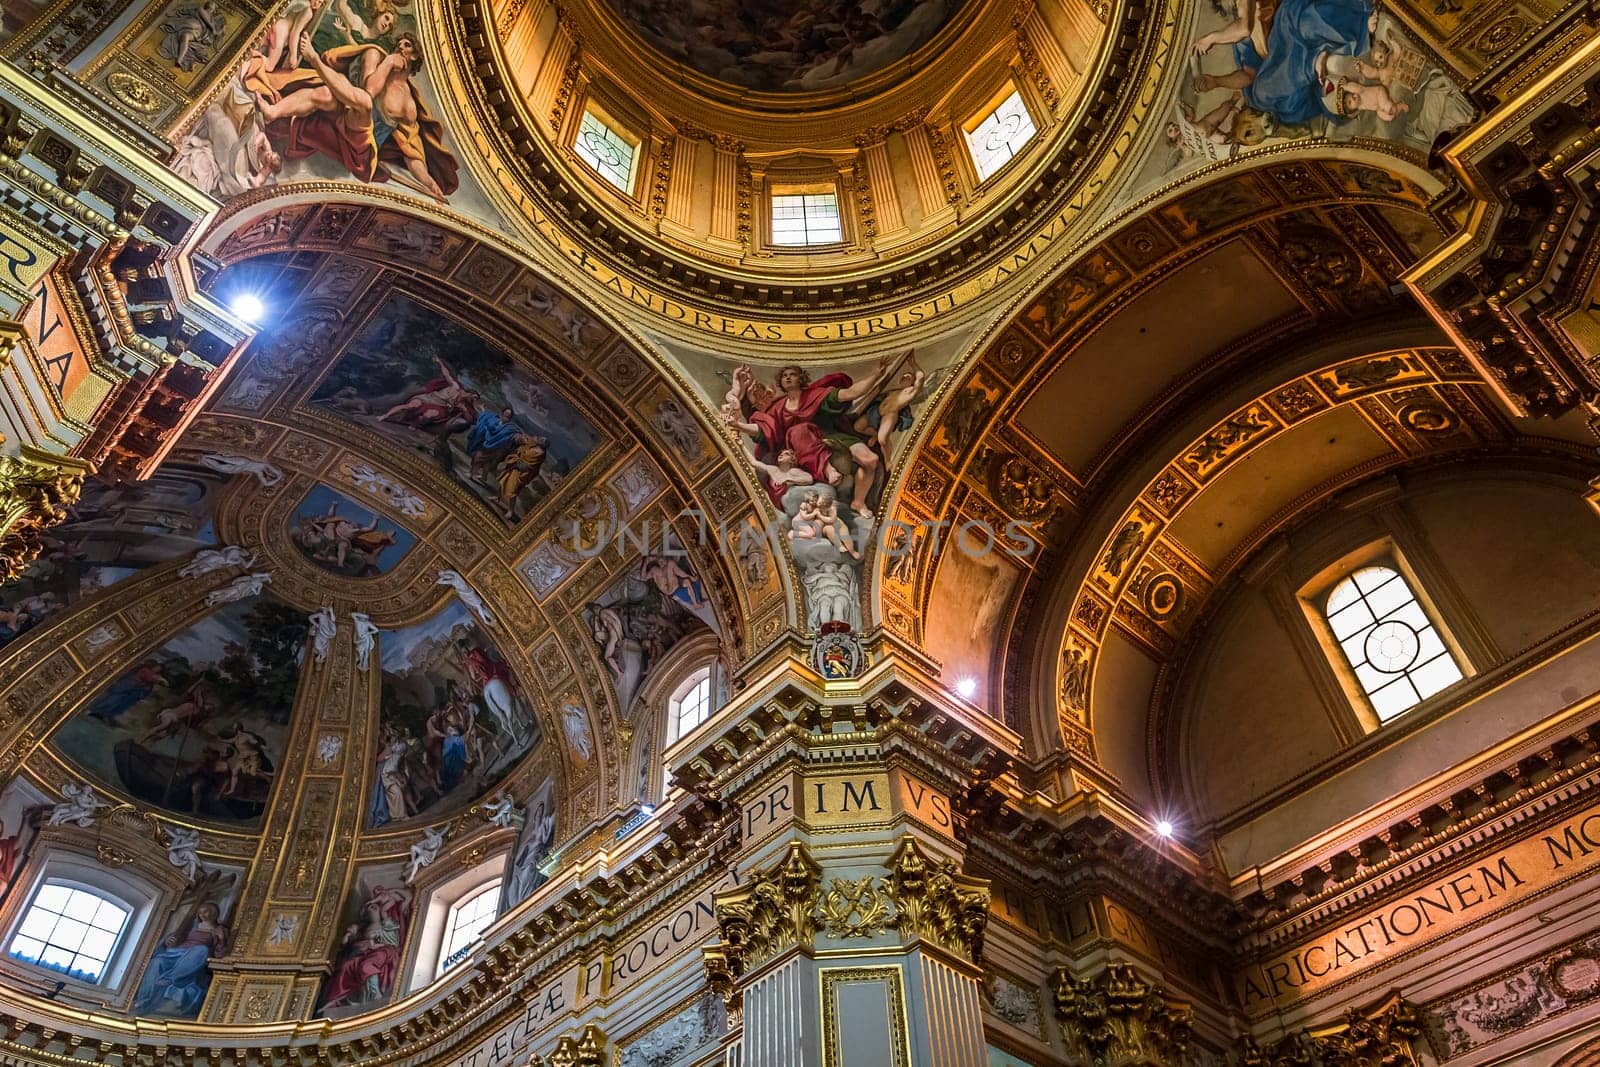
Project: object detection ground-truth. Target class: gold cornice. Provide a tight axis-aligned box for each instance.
[430,0,1175,344]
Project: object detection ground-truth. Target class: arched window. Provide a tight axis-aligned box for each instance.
[667,666,714,745]
[1323,564,1463,721]
[436,880,500,977]
[8,882,131,983]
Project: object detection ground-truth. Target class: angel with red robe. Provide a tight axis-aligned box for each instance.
[722,352,921,520]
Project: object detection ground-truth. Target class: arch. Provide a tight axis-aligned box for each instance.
[870,156,1453,754]
[1556,1036,1600,1067]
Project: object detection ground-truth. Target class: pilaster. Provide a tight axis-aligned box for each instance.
[203,623,379,1023]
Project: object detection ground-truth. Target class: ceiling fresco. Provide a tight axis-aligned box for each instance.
[307,292,603,525]
[0,219,778,1021]
[169,0,508,230]
[603,0,968,92]
[1123,0,1474,202]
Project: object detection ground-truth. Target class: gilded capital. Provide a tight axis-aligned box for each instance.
[886,835,989,962]
[0,446,93,581]
[1241,993,1422,1067]
[1052,963,1194,1067]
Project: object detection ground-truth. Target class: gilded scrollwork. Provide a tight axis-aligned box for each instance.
[1053,964,1194,1067]
[0,447,93,581]
[817,876,893,939]
[885,835,989,963]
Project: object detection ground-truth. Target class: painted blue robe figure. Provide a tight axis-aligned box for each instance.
[1194,0,1374,126]
[132,903,228,1018]
[466,407,523,483]
[87,661,166,723]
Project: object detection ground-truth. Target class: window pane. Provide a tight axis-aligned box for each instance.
[1370,678,1422,720]
[9,936,43,961]
[33,884,69,912]
[1321,561,1464,722]
[771,194,842,247]
[8,884,129,984]
[439,881,502,976]
[1327,599,1374,640]
[1325,578,1361,614]
[17,909,57,941]
[1409,654,1463,698]
[574,110,638,193]
[78,928,116,962]
[1353,566,1399,595]
[1362,576,1411,618]
[965,90,1038,181]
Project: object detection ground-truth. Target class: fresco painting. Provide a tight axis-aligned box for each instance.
[168,0,503,224]
[500,776,556,912]
[0,467,225,652]
[0,780,49,909]
[49,596,303,826]
[1144,0,1472,189]
[312,294,601,524]
[290,484,416,577]
[584,549,715,717]
[318,862,412,1018]
[131,863,244,1018]
[369,601,540,829]
[606,0,966,92]
[719,352,937,631]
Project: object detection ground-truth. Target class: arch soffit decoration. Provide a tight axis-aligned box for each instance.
[0,191,797,878]
[863,155,1470,745]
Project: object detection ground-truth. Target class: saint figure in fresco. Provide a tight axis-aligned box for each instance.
[133,902,230,1016]
[721,354,920,520]
[321,885,410,1009]
[247,32,458,200]
[1191,0,1403,126]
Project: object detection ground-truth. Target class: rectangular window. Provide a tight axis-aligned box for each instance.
[964,88,1037,181]
[770,191,843,247]
[8,883,130,983]
[574,108,640,193]
[437,881,501,977]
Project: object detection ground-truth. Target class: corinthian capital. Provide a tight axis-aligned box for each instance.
[0,446,93,580]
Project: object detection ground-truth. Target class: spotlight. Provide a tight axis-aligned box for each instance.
[229,292,266,324]
[955,676,978,699]
[1155,819,1175,839]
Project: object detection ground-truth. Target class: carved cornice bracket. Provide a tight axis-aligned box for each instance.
[0,446,92,580]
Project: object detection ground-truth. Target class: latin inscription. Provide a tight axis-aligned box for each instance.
[1237,804,1600,1009]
